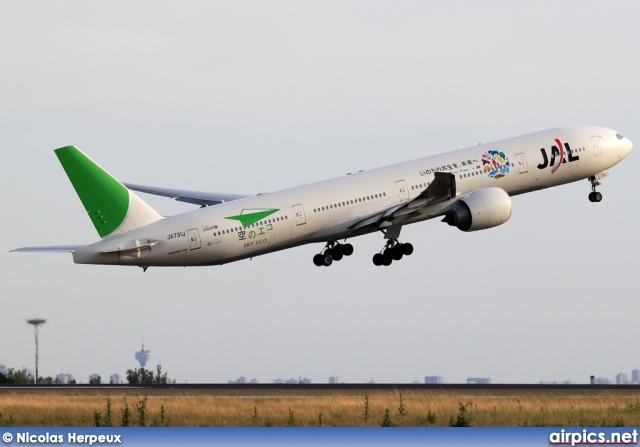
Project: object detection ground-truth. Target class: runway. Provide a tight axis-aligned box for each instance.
[2,382,639,397]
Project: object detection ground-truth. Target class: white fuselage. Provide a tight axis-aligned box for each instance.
[72,126,632,267]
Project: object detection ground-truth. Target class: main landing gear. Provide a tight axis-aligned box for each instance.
[588,176,603,203]
[372,239,413,267]
[313,241,354,267]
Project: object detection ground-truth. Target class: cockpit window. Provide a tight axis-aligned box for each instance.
[616,133,624,140]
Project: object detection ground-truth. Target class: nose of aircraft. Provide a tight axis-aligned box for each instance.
[620,136,633,159]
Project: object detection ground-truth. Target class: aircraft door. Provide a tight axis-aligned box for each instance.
[292,204,306,226]
[590,136,602,156]
[187,228,201,250]
[396,180,409,202]
[515,153,528,173]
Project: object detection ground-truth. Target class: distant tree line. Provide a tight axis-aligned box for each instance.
[125,365,174,385]
[0,367,76,384]
[0,365,172,385]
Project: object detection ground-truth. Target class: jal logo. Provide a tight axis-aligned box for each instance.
[537,138,579,173]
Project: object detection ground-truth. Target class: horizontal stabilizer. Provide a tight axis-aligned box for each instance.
[123,183,250,206]
[106,239,159,255]
[11,245,85,253]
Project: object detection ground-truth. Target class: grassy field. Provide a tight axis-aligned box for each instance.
[2,387,640,427]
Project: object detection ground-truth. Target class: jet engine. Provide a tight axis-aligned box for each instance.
[442,187,512,232]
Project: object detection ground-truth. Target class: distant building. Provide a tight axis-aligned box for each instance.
[594,377,611,384]
[425,376,443,384]
[0,364,6,374]
[328,375,341,384]
[632,370,640,384]
[271,377,300,384]
[109,373,121,384]
[616,373,628,385]
[135,343,151,368]
[89,374,101,384]
[229,376,259,384]
[300,377,311,384]
[56,373,74,384]
[467,377,491,384]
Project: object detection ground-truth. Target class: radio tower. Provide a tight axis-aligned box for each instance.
[135,342,151,368]
[27,318,46,383]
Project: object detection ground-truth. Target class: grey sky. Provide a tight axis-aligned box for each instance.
[1,1,638,384]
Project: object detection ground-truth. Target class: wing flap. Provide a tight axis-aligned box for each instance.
[123,183,250,207]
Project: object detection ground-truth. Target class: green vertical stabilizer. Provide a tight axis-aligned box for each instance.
[55,146,129,238]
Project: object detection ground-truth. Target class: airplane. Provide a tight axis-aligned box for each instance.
[12,126,632,269]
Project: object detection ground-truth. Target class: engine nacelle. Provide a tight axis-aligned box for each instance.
[442,187,512,232]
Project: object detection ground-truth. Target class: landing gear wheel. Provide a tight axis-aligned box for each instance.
[313,254,324,266]
[332,247,344,261]
[588,176,602,203]
[322,254,333,266]
[341,243,354,256]
[373,238,413,266]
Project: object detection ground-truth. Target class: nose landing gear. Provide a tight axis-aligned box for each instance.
[588,176,603,202]
[313,241,354,267]
[372,239,413,266]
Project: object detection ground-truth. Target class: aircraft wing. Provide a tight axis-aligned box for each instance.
[11,245,85,253]
[347,172,457,234]
[123,183,251,206]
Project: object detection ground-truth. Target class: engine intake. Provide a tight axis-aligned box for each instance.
[442,187,512,232]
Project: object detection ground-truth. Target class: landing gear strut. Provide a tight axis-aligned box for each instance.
[313,241,354,267]
[372,239,413,267]
[588,176,603,203]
